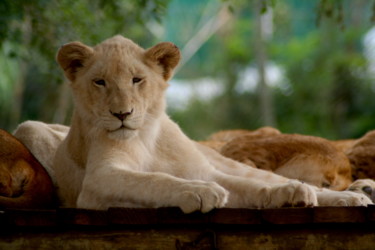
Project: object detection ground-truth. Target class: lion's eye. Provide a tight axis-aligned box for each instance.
[94,79,106,86]
[132,77,142,84]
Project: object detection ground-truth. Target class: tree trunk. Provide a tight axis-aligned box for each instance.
[254,1,276,127]
[10,9,32,129]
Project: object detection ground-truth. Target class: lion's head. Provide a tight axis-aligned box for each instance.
[56,35,180,140]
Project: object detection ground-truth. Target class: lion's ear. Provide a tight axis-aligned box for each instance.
[56,42,94,81]
[145,42,180,81]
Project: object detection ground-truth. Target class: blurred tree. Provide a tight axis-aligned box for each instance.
[253,0,275,127]
[168,0,375,140]
[0,0,170,130]
[271,1,374,139]
[2,0,375,143]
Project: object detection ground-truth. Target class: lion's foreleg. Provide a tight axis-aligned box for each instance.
[77,167,229,213]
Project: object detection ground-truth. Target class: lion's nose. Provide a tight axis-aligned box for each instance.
[110,109,133,121]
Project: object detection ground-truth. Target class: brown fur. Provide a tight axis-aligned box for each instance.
[346,130,375,180]
[218,133,352,191]
[208,127,281,143]
[331,139,357,153]
[0,129,56,208]
[198,140,227,153]
[200,127,281,155]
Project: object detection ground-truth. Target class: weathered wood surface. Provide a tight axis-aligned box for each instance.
[1,206,375,249]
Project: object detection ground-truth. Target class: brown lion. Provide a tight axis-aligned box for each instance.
[202,128,375,201]
[0,129,56,208]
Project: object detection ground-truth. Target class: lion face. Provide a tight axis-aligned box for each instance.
[57,36,180,140]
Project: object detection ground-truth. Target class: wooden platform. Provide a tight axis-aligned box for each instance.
[1,206,375,249]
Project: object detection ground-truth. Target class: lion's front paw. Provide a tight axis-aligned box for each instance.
[317,190,373,206]
[347,179,375,203]
[177,181,229,213]
[266,180,318,208]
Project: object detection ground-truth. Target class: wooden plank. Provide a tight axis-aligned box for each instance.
[261,207,313,224]
[5,209,57,227]
[57,208,108,226]
[215,226,375,250]
[109,207,210,225]
[109,208,261,225]
[0,207,375,249]
[156,207,210,225]
[0,210,6,225]
[108,207,158,225]
[209,208,261,225]
[0,224,375,249]
[0,229,211,250]
[0,206,373,227]
[313,206,367,223]
[366,204,375,222]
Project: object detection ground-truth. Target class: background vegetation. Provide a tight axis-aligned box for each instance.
[1,0,375,141]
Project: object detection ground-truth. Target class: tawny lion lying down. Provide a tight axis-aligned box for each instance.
[201,128,352,190]
[201,128,375,201]
[7,35,373,211]
[0,129,56,208]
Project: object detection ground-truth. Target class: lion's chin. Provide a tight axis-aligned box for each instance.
[108,127,138,140]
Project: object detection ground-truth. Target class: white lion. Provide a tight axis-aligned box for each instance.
[14,36,372,213]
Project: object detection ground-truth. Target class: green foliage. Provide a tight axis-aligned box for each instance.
[2,0,375,143]
[0,0,170,130]
[270,15,373,139]
[1,0,170,61]
[0,43,19,117]
[168,0,375,140]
